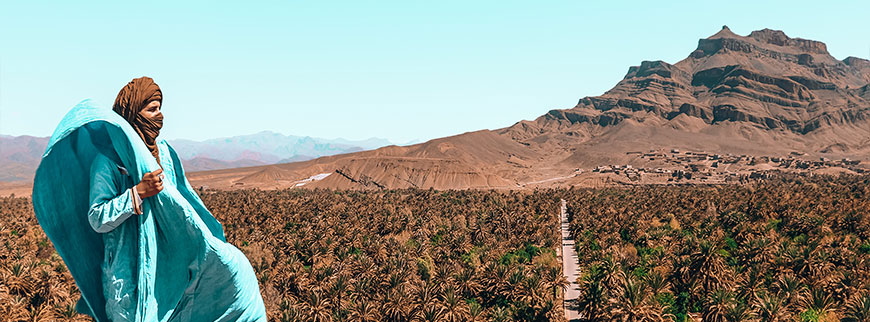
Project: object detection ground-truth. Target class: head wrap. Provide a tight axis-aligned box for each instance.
[113,76,163,165]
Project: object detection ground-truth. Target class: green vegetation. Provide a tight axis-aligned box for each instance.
[566,174,870,321]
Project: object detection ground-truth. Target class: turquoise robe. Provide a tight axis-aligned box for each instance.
[32,100,267,321]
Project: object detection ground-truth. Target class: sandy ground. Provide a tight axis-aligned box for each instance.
[0,181,33,197]
[560,199,582,321]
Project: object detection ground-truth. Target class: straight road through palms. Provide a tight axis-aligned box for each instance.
[560,199,581,321]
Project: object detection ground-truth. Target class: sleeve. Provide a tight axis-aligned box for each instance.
[131,185,143,215]
[87,155,137,233]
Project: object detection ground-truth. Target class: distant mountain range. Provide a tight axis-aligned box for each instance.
[0,131,402,181]
[168,131,399,167]
[185,26,870,191]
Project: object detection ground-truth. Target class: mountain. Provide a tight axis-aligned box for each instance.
[186,27,870,191]
[0,135,50,181]
[0,131,395,182]
[166,131,395,170]
[503,26,870,167]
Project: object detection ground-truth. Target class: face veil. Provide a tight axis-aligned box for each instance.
[113,76,164,165]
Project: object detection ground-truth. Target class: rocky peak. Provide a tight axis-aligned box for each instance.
[624,60,680,79]
[500,26,870,165]
[692,27,832,59]
[748,29,791,46]
[523,26,870,138]
[708,25,739,39]
[844,56,870,70]
[748,28,829,54]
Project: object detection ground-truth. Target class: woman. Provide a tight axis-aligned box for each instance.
[32,77,267,321]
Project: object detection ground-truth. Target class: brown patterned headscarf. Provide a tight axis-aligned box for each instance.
[113,77,164,165]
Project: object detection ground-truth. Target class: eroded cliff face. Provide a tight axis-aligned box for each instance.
[504,26,870,157]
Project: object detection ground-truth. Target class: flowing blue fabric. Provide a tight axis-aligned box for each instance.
[32,100,267,321]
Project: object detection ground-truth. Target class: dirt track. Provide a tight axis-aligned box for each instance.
[560,199,581,321]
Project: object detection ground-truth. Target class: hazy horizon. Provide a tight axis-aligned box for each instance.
[0,129,418,146]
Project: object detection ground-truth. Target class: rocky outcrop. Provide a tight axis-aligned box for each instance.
[787,76,837,90]
[624,60,689,81]
[748,29,829,54]
[666,103,711,121]
[506,26,870,157]
[692,27,829,59]
[693,65,815,107]
[859,84,870,100]
[845,57,870,84]
[845,56,870,69]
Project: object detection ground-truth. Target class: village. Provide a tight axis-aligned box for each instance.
[589,149,867,184]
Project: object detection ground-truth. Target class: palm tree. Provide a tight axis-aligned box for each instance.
[799,286,838,321]
[417,304,444,322]
[454,267,481,298]
[704,290,733,322]
[688,240,733,293]
[520,273,545,306]
[304,290,333,322]
[643,271,668,297]
[724,300,752,322]
[441,286,469,322]
[489,306,511,322]
[382,289,413,322]
[484,263,509,300]
[843,294,870,322]
[577,272,606,320]
[413,282,439,308]
[835,270,861,304]
[2,262,32,297]
[773,273,806,311]
[4,295,30,321]
[348,298,378,322]
[546,266,570,301]
[607,276,667,322]
[600,256,626,298]
[507,267,526,302]
[278,299,303,322]
[754,293,785,322]
[329,274,350,312]
[736,267,764,303]
[27,301,58,322]
[468,300,484,322]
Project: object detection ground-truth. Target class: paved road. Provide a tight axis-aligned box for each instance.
[560,199,582,321]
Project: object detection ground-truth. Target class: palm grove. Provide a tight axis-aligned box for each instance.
[2,174,870,321]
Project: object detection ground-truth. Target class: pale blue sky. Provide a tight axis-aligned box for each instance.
[1,1,868,142]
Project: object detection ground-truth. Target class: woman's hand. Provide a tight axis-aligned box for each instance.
[137,169,164,199]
